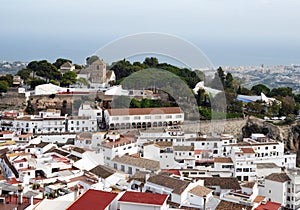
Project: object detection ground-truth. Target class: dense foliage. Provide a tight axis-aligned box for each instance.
[110,57,202,89]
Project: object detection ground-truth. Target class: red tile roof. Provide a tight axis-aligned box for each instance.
[163,169,181,176]
[265,173,291,183]
[214,157,233,163]
[0,131,13,135]
[118,191,168,206]
[253,196,265,203]
[107,107,182,116]
[13,158,27,163]
[66,189,117,210]
[194,150,211,155]
[7,178,22,185]
[241,148,255,154]
[255,201,281,210]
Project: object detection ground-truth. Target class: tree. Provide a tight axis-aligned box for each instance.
[49,80,59,86]
[225,72,234,89]
[196,89,206,106]
[27,60,61,82]
[25,100,35,115]
[74,64,82,69]
[237,86,252,95]
[30,79,46,89]
[27,61,39,78]
[0,74,13,87]
[269,87,293,97]
[0,81,8,93]
[77,77,89,87]
[267,101,280,116]
[60,71,77,87]
[143,57,159,67]
[86,55,100,65]
[17,68,32,81]
[251,84,270,95]
[279,96,295,116]
[53,58,72,69]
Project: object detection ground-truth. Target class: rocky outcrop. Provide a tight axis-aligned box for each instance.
[243,116,300,151]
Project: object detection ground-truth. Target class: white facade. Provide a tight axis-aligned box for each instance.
[104,107,184,130]
[261,179,288,206]
[100,134,138,164]
[143,142,176,169]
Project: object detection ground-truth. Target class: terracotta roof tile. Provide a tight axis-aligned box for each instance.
[112,155,160,171]
[173,146,194,151]
[214,157,233,163]
[265,173,291,183]
[201,177,241,190]
[254,195,265,203]
[189,185,212,197]
[89,165,116,179]
[216,200,252,210]
[241,148,255,154]
[255,201,281,210]
[147,175,190,194]
[107,107,183,116]
[241,182,256,188]
[66,189,117,210]
[118,191,168,206]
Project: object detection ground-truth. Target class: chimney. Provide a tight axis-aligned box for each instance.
[17,184,23,205]
[74,185,79,201]
[145,173,150,181]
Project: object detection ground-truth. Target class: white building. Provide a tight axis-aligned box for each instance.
[143,142,176,169]
[111,155,160,175]
[104,107,184,130]
[100,133,138,164]
[144,174,211,208]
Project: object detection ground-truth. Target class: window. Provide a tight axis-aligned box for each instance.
[134,116,140,120]
[176,115,182,119]
[112,117,119,120]
[121,165,125,171]
[114,163,117,169]
[19,163,23,167]
[265,146,268,150]
[144,116,151,119]
[273,146,276,149]
[128,167,133,174]
[154,115,161,119]
[166,115,172,119]
[123,116,130,120]
[269,190,271,193]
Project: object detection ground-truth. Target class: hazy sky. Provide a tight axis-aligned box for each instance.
[1,0,300,66]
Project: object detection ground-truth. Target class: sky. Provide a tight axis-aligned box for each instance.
[1,0,300,66]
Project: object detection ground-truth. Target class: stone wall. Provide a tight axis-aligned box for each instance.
[183,118,247,139]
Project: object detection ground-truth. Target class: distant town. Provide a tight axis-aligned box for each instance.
[0,57,299,210]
